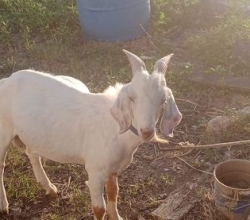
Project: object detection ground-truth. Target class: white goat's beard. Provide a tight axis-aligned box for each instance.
[151,133,169,144]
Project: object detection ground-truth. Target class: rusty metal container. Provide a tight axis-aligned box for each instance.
[214,159,250,220]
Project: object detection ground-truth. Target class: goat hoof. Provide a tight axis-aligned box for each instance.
[46,189,58,198]
[0,209,9,215]
[47,190,57,198]
[0,199,9,214]
[108,215,123,220]
[45,184,58,198]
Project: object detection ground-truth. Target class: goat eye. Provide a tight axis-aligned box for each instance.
[161,98,166,105]
[129,97,135,103]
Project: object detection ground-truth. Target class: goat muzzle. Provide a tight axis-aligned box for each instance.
[140,128,154,141]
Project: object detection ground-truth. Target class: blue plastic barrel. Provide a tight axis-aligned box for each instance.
[76,0,151,42]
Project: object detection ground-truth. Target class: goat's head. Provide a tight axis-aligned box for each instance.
[110,50,182,142]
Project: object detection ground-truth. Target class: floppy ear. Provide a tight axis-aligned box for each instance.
[154,54,173,75]
[110,86,132,134]
[160,90,182,137]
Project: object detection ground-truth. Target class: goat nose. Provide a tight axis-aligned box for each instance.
[140,128,154,141]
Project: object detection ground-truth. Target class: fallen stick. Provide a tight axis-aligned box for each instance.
[159,139,250,151]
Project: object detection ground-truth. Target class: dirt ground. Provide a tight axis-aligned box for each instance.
[0,76,249,220]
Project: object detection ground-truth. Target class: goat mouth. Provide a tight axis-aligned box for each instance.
[142,134,154,142]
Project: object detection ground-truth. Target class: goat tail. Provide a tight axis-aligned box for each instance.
[151,134,169,144]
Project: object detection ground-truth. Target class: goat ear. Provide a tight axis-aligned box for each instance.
[160,90,182,137]
[123,49,146,76]
[110,86,132,134]
[154,54,173,75]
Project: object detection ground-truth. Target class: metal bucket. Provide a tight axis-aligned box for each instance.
[214,159,250,220]
[76,0,150,42]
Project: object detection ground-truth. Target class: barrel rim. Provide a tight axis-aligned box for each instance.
[76,0,148,12]
[214,159,250,191]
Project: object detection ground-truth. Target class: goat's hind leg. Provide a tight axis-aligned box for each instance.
[25,149,57,197]
[13,137,57,197]
[0,132,12,213]
[13,137,57,196]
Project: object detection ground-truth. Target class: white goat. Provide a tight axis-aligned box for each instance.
[0,50,182,220]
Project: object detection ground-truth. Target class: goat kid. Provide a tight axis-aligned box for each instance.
[0,50,182,220]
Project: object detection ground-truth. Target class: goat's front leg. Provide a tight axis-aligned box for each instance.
[86,172,106,220]
[26,150,57,196]
[105,173,123,220]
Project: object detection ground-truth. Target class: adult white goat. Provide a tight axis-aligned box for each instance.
[0,50,182,220]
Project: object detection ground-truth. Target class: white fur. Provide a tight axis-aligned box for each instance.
[0,50,182,220]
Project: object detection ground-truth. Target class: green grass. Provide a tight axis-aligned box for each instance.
[151,0,250,76]
[186,2,250,76]
[0,0,78,46]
